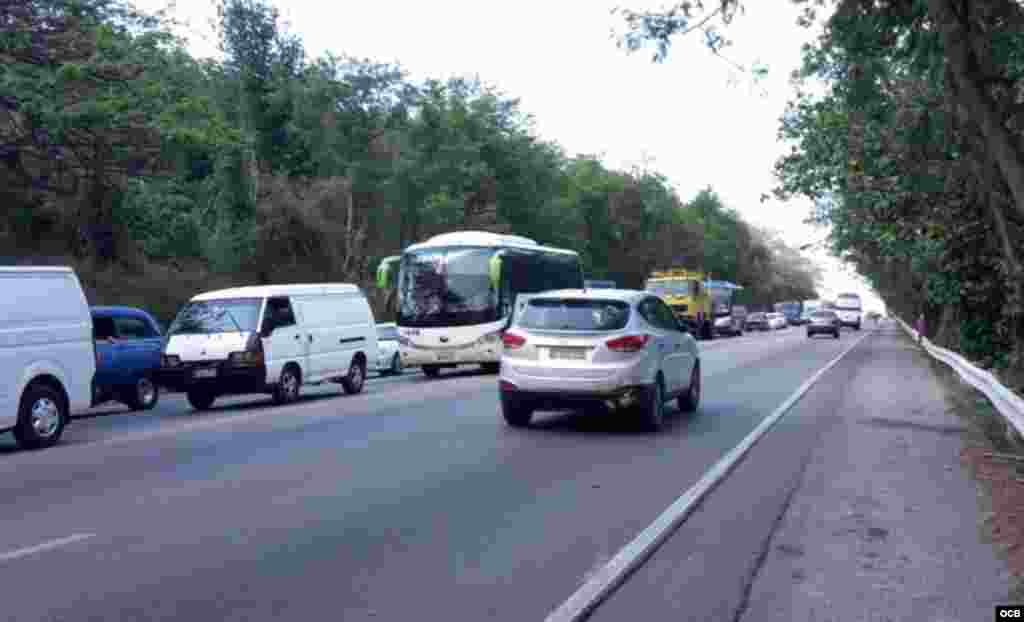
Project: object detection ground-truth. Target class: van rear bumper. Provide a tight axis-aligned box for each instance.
[158,363,268,394]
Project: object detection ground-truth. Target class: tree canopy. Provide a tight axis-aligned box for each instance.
[615,0,1024,382]
[1,0,819,321]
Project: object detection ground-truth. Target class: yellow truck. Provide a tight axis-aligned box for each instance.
[645,269,744,340]
[644,269,715,340]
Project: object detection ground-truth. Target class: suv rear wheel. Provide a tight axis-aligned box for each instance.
[678,362,700,413]
[501,395,533,427]
[640,376,666,432]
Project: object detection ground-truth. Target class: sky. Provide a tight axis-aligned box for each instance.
[138,0,886,313]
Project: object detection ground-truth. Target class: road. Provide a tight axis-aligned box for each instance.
[0,325,870,621]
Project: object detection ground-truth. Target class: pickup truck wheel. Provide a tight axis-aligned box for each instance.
[187,389,217,411]
[126,376,159,411]
[14,385,67,449]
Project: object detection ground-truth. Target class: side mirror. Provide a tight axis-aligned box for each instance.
[376,256,400,289]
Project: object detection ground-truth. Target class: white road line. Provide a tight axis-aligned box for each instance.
[545,329,874,622]
[0,533,96,564]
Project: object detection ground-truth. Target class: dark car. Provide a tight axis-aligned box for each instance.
[806,310,841,339]
[91,306,164,410]
[744,312,769,331]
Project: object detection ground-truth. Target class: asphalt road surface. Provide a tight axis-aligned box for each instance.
[0,325,871,621]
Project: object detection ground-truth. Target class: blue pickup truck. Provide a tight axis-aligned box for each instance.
[91,306,164,411]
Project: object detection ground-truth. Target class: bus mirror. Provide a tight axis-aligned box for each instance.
[489,252,504,291]
[376,256,400,289]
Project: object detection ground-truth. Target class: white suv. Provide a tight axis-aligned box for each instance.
[1,267,96,449]
[498,289,700,431]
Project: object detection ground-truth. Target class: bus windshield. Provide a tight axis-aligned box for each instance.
[398,247,499,328]
[397,245,583,328]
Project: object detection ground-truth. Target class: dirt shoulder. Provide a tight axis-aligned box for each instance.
[932,356,1024,601]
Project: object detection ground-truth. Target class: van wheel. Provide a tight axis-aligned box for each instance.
[678,362,700,413]
[127,376,159,411]
[342,359,366,395]
[273,365,302,405]
[14,385,67,449]
[187,389,217,411]
[422,365,441,378]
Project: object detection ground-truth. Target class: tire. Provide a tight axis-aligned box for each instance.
[834,329,840,339]
[480,362,500,374]
[678,362,700,413]
[126,375,160,411]
[13,384,67,450]
[501,394,534,427]
[807,331,813,339]
[187,389,217,411]
[389,353,402,376]
[855,322,861,331]
[422,365,441,378]
[273,365,302,405]
[639,375,666,432]
[341,358,366,395]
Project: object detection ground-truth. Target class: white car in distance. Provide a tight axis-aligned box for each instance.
[766,313,788,330]
[498,289,701,432]
[375,323,402,375]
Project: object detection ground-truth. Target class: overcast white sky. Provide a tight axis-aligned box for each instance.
[141,0,885,312]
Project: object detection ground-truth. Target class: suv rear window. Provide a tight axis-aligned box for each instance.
[518,299,630,331]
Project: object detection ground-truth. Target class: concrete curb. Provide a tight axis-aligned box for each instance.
[544,330,874,622]
[894,317,1024,443]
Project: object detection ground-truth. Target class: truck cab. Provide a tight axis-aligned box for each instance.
[644,270,714,340]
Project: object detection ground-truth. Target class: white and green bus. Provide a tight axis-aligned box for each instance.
[376,231,584,377]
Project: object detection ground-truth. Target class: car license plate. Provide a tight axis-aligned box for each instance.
[549,347,587,361]
[437,351,454,362]
[193,368,217,379]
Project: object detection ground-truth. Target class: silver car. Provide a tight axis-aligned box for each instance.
[375,323,402,375]
[498,289,701,431]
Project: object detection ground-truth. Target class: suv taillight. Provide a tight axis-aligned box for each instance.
[502,332,526,349]
[606,334,650,353]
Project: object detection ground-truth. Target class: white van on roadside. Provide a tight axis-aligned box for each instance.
[159,284,378,411]
[1,267,96,449]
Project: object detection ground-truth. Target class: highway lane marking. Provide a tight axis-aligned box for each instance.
[88,376,492,447]
[0,533,96,564]
[545,329,874,622]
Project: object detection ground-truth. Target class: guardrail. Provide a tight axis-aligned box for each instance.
[894,316,1024,443]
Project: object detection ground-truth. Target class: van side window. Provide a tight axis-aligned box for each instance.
[265,297,296,330]
[115,316,156,339]
[93,316,117,340]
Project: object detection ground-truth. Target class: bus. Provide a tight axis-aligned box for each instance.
[375,231,584,377]
[835,292,863,330]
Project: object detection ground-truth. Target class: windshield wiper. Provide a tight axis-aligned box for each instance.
[214,306,245,334]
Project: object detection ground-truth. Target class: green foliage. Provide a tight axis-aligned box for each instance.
[4,0,819,315]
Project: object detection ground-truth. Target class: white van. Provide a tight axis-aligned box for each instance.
[1,267,96,449]
[835,292,863,330]
[159,284,378,411]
